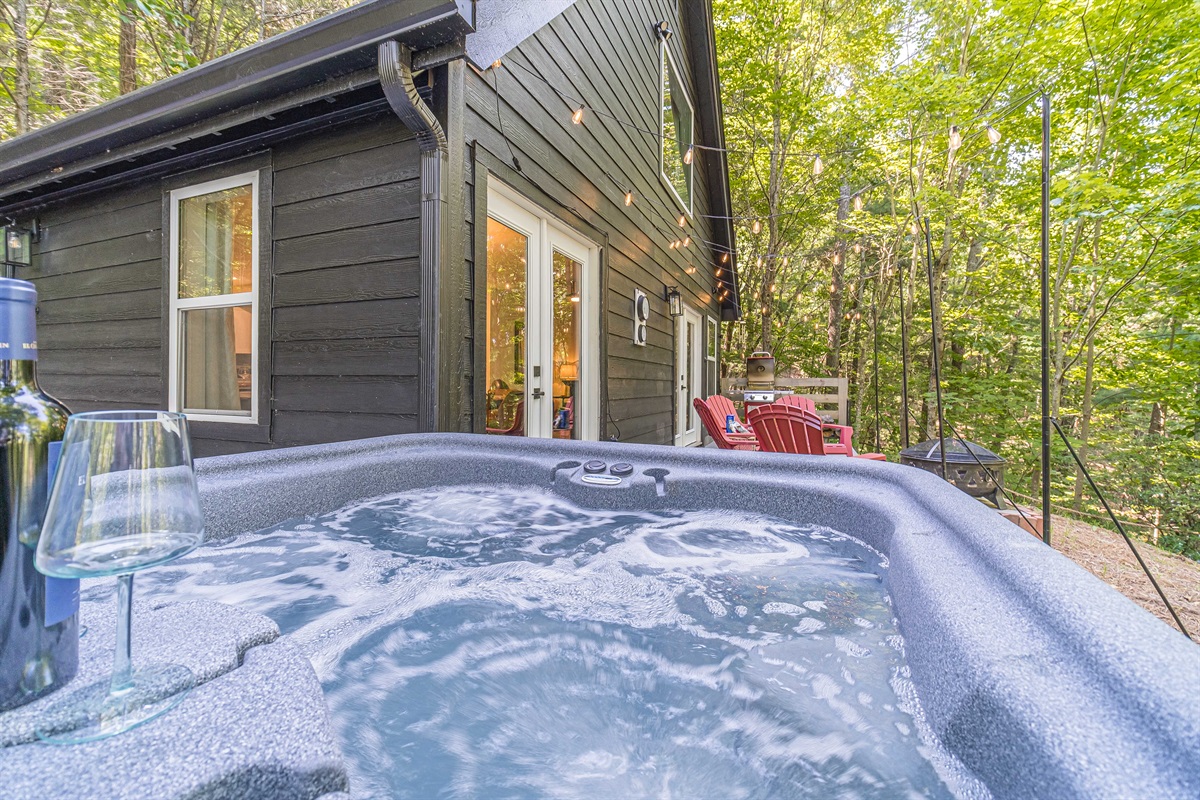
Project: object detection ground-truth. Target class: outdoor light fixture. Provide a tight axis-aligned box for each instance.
[3,222,36,268]
[572,106,584,124]
[654,20,672,41]
[986,123,1002,144]
[624,190,634,206]
[677,214,687,227]
[683,145,694,164]
[853,195,864,212]
[813,155,824,176]
[721,252,729,264]
[949,125,963,150]
[664,285,683,317]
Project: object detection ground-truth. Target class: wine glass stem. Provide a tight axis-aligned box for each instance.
[111,573,134,695]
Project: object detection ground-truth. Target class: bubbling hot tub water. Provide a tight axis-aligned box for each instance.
[128,486,984,799]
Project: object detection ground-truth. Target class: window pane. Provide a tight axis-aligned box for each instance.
[182,306,252,414]
[552,250,582,440]
[178,184,253,299]
[661,48,693,209]
[485,218,527,436]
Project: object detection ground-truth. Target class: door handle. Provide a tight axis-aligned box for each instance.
[532,388,545,399]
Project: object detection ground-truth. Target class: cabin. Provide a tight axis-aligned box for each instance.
[0,0,739,456]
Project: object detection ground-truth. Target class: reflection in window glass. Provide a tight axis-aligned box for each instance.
[178,185,253,299]
[552,250,581,440]
[485,217,528,436]
[661,44,694,211]
[181,306,252,414]
[707,318,718,361]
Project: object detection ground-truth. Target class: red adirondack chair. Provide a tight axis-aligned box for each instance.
[776,394,886,460]
[746,404,826,454]
[486,399,524,436]
[693,396,758,450]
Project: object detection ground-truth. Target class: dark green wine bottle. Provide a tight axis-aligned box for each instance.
[0,277,78,711]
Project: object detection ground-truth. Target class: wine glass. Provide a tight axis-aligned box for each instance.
[33,410,205,743]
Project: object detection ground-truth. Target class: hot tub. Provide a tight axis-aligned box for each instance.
[66,434,1200,798]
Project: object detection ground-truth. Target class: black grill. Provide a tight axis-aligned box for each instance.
[899,438,1006,508]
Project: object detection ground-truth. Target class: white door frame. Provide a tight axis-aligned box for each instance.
[675,303,703,446]
[487,180,601,440]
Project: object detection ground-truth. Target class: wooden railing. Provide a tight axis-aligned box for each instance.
[722,376,849,425]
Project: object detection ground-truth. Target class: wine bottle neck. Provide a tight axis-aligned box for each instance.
[0,359,38,388]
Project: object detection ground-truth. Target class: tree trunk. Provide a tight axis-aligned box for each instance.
[826,184,849,374]
[1072,333,1096,511]
[1149,403,1165,436]
[119,6,138,95]
[14,0,30,134]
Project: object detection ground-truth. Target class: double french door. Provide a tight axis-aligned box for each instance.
[485,183,599,440]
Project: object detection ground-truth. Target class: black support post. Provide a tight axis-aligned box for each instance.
[1040,92,1052,547]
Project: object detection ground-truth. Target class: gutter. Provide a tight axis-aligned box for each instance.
[378,40,451,434]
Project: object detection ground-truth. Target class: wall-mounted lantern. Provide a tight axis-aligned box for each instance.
[2,222,36,268]
[664,285,683,317]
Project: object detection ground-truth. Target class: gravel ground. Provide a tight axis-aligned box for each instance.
[1045,514,1200,639]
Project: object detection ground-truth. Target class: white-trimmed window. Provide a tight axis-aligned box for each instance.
[660,40,694,215]
[167,172,259,423]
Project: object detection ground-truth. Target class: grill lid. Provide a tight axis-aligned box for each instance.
[899,437,1005,465]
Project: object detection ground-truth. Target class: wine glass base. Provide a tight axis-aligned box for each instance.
[34,663,195,745]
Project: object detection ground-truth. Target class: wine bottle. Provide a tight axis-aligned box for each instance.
[0,276,78,711]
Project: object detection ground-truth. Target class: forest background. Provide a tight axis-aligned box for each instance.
[0,0,1196,557]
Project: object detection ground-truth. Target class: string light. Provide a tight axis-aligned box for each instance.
[751,219,761,234]
[813,156,824,176]
[833,253,841,265]
[853,243,862,254]
[853,195,864,212]
[715,267,723,277]
[721,252,730,264]
[624,190,634,206]
[669,240,679,249]
[677,214,686,227]
[683,145,694,165]
[572,106,585,124]
[686,266,696,274]
[682,236,691,247]
[756,257,763,267]
[949,125,962,150]
[986,124,1002,145]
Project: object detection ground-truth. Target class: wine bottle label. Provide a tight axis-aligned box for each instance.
[0,279,38,361]
[43,440,79,626]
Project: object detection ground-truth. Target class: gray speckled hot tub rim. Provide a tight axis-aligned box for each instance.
[196,432,1200,800]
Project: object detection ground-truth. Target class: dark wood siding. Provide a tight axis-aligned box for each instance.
[268,113,422,448]
[462,0,724,445]
[26,109,425,456]
[28,184,165,413]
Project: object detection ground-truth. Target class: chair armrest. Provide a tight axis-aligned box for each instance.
[822,423,853,448]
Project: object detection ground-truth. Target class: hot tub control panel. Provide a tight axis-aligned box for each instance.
[578,460,636,485]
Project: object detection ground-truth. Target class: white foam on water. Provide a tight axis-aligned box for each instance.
[131,484,986,799]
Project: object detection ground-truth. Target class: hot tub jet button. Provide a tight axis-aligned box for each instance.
[583,460,607,474]
[609,463,633,477]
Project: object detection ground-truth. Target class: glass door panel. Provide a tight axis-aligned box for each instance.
[484,217,528,436]
[551,250,582,440]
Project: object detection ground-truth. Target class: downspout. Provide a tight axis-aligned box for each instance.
[378,40,448,432]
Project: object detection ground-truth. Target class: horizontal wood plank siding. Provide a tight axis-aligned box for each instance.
[25,180,165,413]
[464,0,723,445]
[268,115,422,449]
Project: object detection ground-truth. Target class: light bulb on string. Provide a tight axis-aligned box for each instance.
[769,283,776,292]
[624,190,634,206]
[715,268,723,277]
[782,257,789,267]
[721,252,730,264]
[751,219,761,234]
[683,145,694,165]
[756,257,763,268]
[833,252,841,265]
[686,266,696,275]
[949,125,962,150]
[813,155,824,176]
[986,124,1002,145]
[682,236,691,247]
[853,195,864,212]
[677,214,687,228]
[572,106,585,124]
[853,243,862,254]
